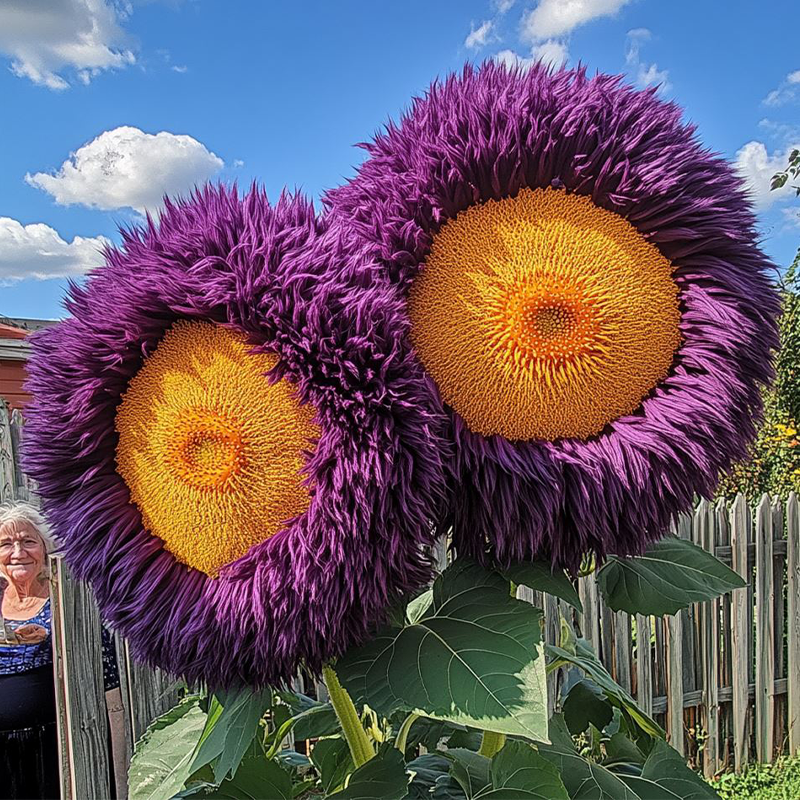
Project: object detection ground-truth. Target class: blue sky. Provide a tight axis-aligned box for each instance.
[1,0,799,320]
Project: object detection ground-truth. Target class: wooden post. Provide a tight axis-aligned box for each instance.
[787,493,800,755]
[578,575,601,654]
[756,494,775,763]
[9,408,31,502]
[119,640,180,744]
[730,493,750,771]
[49,555,112,800]
[694,499,720,776]
[667,609,684,754]
[636,613,653,717]
[614,611,633,695]
[0,400,15,503]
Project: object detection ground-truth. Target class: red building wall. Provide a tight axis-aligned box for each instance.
[0,358,28,410]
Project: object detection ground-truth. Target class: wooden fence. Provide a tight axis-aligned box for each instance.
[3,398,800,787]
[1,403,177,800]
[562,494,800,777]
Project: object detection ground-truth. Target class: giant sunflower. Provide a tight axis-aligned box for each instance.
[325,63,781,571]
[24,185,446,686]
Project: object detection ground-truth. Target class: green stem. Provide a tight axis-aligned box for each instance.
[394,712,419,753]
[478,730,506,758]
[323,663,375,767]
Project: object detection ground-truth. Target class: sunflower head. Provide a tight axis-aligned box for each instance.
[24,186,447,686]
[326,62,781,569]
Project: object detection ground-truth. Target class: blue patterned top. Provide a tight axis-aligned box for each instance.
[0,598,120,690]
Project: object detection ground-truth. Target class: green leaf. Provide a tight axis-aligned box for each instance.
[538,715,639,800]
[129,695,207,800]
[291,702,340,741]
[275,751,312,770]
[604,732,646,768]
[407,753,465,800]
[503,561,583,611]
[312,737,355,795]
[547,638,664,739]
[203,754,292,800]
[618,740,720,799]
[327,746,408,799]
[475,741,568,799]
[447,749,492,799]
[337,559,549,741]
[597,535,746,616]
[407,588,434,623]
[563,680,613,735]
[190,686,272,782]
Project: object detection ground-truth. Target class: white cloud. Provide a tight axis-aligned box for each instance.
[0,0,136,90]
[764,69,800,107]
[465,20,495,50]
[494,40,568,72]
[734,141,800,209]
[171,64,188,74]
[522,0,633,42]
[494,49,535,71]
[532,39,569,68]
[493,0,516,13]
[26,126,224,213]
[625,28,670,94]
[0,218,109,282]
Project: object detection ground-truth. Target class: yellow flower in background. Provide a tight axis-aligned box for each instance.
[408,188,682,441]
[116,320,320,576]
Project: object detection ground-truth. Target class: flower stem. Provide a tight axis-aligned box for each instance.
[322,663,375,767]
[394,712,419,753]
[478,730,506,758]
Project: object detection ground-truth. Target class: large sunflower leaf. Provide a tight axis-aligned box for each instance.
[597,536,746,616]
[202,754,292,800]
[129,695,207,800]
[190,686,272,782]
[503,562,582,611]
[326,746,408,800]
[336,559,548,741]
[618,740,720,799]
[538,715,640,800]
[547,638,664,739]
[476,741,569,799]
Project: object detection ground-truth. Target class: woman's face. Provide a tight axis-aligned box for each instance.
[0,521,45,586]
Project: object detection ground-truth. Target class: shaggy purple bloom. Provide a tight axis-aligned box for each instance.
[24,185,447,687]
[325,62,781,571]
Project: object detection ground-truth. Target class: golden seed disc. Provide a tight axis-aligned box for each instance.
[408,187,682,441]
[116,320,320,576]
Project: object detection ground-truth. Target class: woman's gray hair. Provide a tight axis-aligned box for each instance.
[0,502,57,581]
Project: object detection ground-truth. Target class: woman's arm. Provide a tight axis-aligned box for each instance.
[106,687,128,800]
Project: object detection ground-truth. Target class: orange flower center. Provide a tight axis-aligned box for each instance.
[115,321,320,576]
[408,187,681,441]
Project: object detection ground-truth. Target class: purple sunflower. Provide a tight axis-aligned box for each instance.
[24,185,446,687]
[325,62,781,572]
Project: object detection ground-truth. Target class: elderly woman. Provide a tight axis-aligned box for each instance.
[0,502,125,800]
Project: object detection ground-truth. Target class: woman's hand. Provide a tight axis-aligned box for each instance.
[14,623,48,644]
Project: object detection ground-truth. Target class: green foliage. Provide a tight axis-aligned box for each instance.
[190,686,272,782]
[336,559,549,741]
[719,252,800,499]
[708,757,800,800]
[597,535,746,616]
[129,695,207,800]
[502,560,583,610]
[129,555,736,800]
